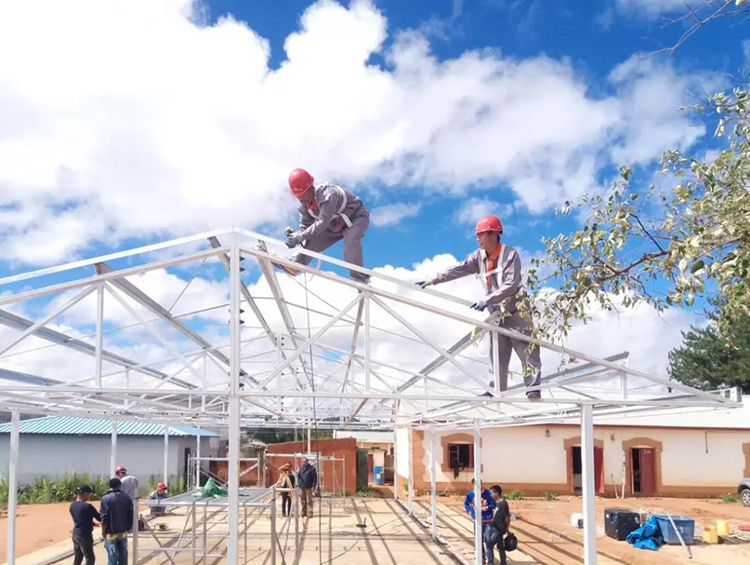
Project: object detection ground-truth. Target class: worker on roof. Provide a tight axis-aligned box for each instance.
[284,168,371,283]
[416,214,542,400]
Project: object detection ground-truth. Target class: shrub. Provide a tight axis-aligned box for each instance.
[506,490,523,500]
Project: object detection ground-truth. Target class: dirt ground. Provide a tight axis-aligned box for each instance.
[2,495,750,564]
[421,495,750,565]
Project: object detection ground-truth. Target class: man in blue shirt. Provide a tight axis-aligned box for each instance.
[464,479,497,565]
[100,478,134,565]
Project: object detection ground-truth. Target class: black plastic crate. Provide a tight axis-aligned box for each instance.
[604,508,640,541]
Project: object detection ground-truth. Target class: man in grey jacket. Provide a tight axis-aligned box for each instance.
[285,168,370,283]
[417,215,542,399]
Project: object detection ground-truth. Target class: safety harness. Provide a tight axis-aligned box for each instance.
[478,244,507,292]
[307,184,353,228]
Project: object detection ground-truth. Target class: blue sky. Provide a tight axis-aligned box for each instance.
[0,0,745,380]
[0,0,746,316]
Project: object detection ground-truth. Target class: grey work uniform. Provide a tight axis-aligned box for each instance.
[292,183,370,282]
[428,245,542,393]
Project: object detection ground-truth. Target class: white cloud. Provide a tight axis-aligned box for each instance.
[612,0,692,19]
[608,55,712,164]
[371,203,422,227]
[454,198,513,226]
[0,0,710,264]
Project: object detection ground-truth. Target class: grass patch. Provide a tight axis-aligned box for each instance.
[356,487,374,498]
[721,493,738,504]
[505,489,524,500]
[543,491,558,501]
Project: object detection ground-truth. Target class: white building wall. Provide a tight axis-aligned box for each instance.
[424,425,747,491]
[0,434,211,492]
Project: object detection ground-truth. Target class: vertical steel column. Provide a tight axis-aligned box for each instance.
[307,427,311,454]
[364,291,371,392]
[95,284,104,388]
[195,427,201,490]
[270,488,277,565]
[110,420,117,477]
[407,426,414,515]
[163,423,169,486]
[191,505,197,565]
[227,244,242,564]
[473,420,482,565]
[393,429,399,501]
[581,404,597,564]
[6,410,20,565]
[294,488,299,546]
[429,427,437,539]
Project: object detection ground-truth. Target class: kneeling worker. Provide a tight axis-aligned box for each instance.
[285,168,370,283]
[417,215,542,399]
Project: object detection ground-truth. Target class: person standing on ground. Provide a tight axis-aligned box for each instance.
[115,466,139,534]
[274,463,296,517]
[490,485,511,565]
[297,457,318,518]
[69,485,100,565]
[285,168,371,283]
[416,214,542,399]
[146,482,169,517]
[100,477,134,565]
[464,479,497,565]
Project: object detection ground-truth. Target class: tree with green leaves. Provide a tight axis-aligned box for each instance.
[669,309,750,392]
[524,88,750,344]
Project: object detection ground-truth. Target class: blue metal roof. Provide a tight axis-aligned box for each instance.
[0,416,218,437]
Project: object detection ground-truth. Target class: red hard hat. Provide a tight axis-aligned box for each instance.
[157,482,167,490]
[288,168,314,197]
[475,215,503,235]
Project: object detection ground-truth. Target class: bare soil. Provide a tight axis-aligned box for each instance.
[431,495,750,565]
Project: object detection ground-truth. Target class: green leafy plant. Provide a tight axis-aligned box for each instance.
[506,490,523,500]
[543,491,558,501]
[721,493,738,504]
[355,487,374,498]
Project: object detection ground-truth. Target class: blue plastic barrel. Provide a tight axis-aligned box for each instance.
[655,515,695,545]
[373,466,384,485]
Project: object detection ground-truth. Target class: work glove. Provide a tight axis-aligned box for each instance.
[470,299,488,312]
[415,280,430,289]
[285,232,301,249]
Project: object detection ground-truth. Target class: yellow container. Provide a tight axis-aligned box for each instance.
[703,526,718,544]
[716,519,730,536]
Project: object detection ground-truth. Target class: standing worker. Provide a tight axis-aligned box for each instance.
[464,479,497,565]
[416,215,542,399]
[489,485,512,565]
[285,168,371,283]
[69,485,100,565]
[297,457,318,518]
[100,477,134,565]
[115,466,139,534]
[274,463,296,517]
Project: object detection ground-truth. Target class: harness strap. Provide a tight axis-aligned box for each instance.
[308,185,352,228]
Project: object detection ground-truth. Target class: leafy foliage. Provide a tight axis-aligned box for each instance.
[0,473,109,506]
[526,89,750,342]
[668,309,750,392]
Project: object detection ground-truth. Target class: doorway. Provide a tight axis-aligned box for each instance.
[631,448,656,493]
[571,446,604,493]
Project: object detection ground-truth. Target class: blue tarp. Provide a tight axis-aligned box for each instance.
[625,516,664,551]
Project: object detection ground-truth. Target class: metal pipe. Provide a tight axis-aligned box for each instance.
[580,404,597,564]
[473,420,482,565]
[6,410,20,564]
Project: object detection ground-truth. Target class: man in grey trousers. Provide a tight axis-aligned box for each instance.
[417,214,542,399]
[285,168,370,283]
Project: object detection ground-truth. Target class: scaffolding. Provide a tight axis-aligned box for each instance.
[0,227,739,565]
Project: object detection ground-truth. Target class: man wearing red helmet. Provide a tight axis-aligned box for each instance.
[286,168,371,283]
[416,214,542,399]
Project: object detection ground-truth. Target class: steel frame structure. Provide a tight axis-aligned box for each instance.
[0,227,739,565]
